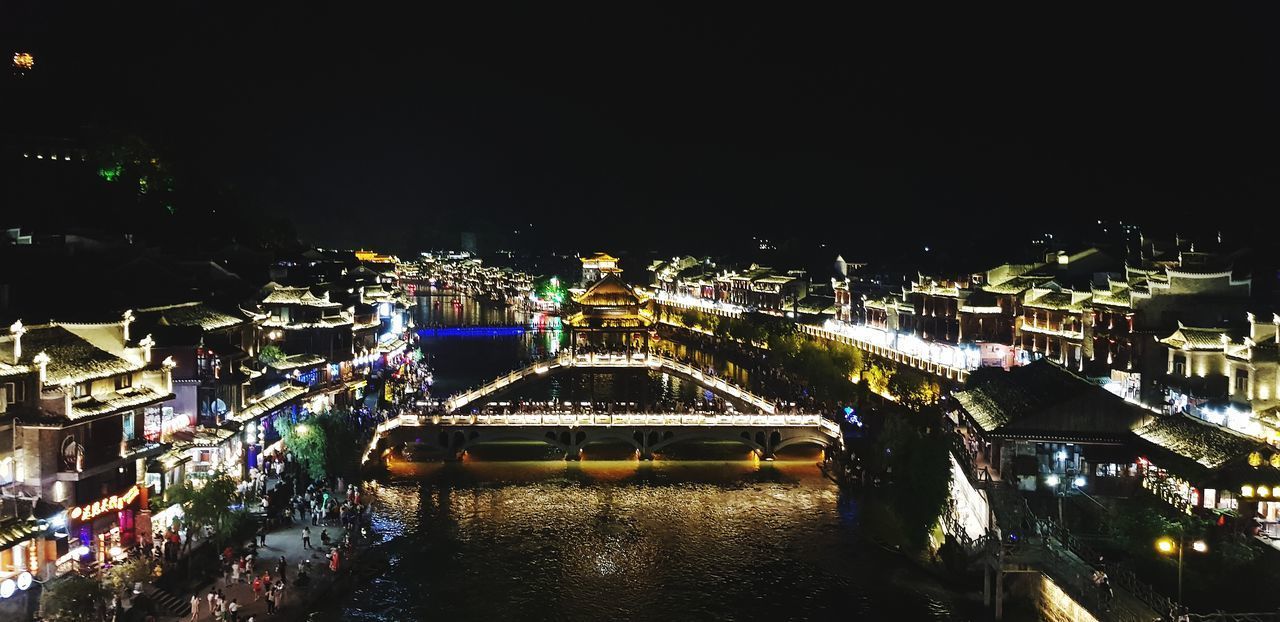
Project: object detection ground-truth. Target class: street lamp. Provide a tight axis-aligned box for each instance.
[1156,534,1207,608]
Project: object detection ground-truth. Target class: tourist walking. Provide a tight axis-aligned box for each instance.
[302,526,311,549]
[190,593,201,621]
[265,583,276,615]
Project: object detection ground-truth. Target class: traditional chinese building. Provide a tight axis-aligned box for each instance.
[579,252,621,287]
[566,272,654,350]
[1158,313,1280,440]
[2,314,175,567]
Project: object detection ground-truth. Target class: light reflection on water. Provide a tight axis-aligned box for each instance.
[340,454,974,621]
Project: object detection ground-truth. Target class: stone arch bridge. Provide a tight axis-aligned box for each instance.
[362,352,841,464]
[367,412,842,462]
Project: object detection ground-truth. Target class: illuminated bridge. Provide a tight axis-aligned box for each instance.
[362,353,842,463]
[443,352,781,414]
[365,411,841,462]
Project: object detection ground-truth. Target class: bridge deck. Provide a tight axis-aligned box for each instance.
[444,352,782,414]
[394,412,841,434]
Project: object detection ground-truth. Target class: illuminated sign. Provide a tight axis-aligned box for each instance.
[68,485,140,523]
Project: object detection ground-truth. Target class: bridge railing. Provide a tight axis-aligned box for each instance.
[395,411,839,435]
[444,352,782,415]
[800,322,972,383]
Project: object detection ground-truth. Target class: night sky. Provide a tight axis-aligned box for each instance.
[5,4,1279,260]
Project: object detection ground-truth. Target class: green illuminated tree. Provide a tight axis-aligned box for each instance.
[258,344,286,366]
[275,409,358,481]
[888,367,942,412]
[168,473,247,546]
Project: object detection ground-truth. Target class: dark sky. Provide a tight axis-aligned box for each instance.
[5,4,1279,259]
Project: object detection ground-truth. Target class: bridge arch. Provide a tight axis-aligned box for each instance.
[648,433,765,456]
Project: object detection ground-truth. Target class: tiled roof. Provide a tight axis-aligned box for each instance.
[268,353,327,372]
[136,302,245,331]
[0,518,45,550]
[0,324,141,385]
[263,314,353,329]
[1134,414,1265,470]
[1160,323,1231,350]
[573,273,645,307]
[1024,290,1086,311]
[956,360,1147,438]
[70,385,172,420]
[262,286,341,308]
[229,384,307,424]
[983,275,1051,295]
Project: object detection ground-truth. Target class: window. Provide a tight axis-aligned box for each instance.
[3,381,23,404]
[72,382,91,398]
[1235,369,1249,394]
[115,374,132,391]
[122,411,136,442]
[1173,355,1186,377]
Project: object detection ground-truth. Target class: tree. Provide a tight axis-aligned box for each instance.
[888,367,942,412]
[275,409,358,481]
[258,344,285,366]
[877,409,954,552]
[680,309,701,332]
[40,574,106,622]
[862,357,894,397]
[170,475,238,532]
[103,558,158,597]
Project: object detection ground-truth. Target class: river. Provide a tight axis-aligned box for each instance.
[330,296,978,620]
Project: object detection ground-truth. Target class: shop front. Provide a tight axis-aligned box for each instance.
[67,484,144,567]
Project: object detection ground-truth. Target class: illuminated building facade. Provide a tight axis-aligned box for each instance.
[566,269,654,350]
[1,315,175,567]
[579,252,621,287]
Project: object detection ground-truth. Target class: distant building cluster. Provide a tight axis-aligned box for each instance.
[398,252,534,305]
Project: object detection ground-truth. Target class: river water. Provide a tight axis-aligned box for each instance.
[332,296,977,620]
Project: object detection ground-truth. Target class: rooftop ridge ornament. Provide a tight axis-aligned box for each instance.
[32,351,49,384]
[139,334,155,363]
[122,309,135,343]
[8,320,24,364]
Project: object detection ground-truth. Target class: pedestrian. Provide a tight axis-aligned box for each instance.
[257,525,267,547]
[265,585,276,615]
[277,555,288,581]
[228,598,238,622]
[252,576,263,601]
[206,590,216,614]
[190,593,202,621]
[230,559,240,585]
[302,526,311,549]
